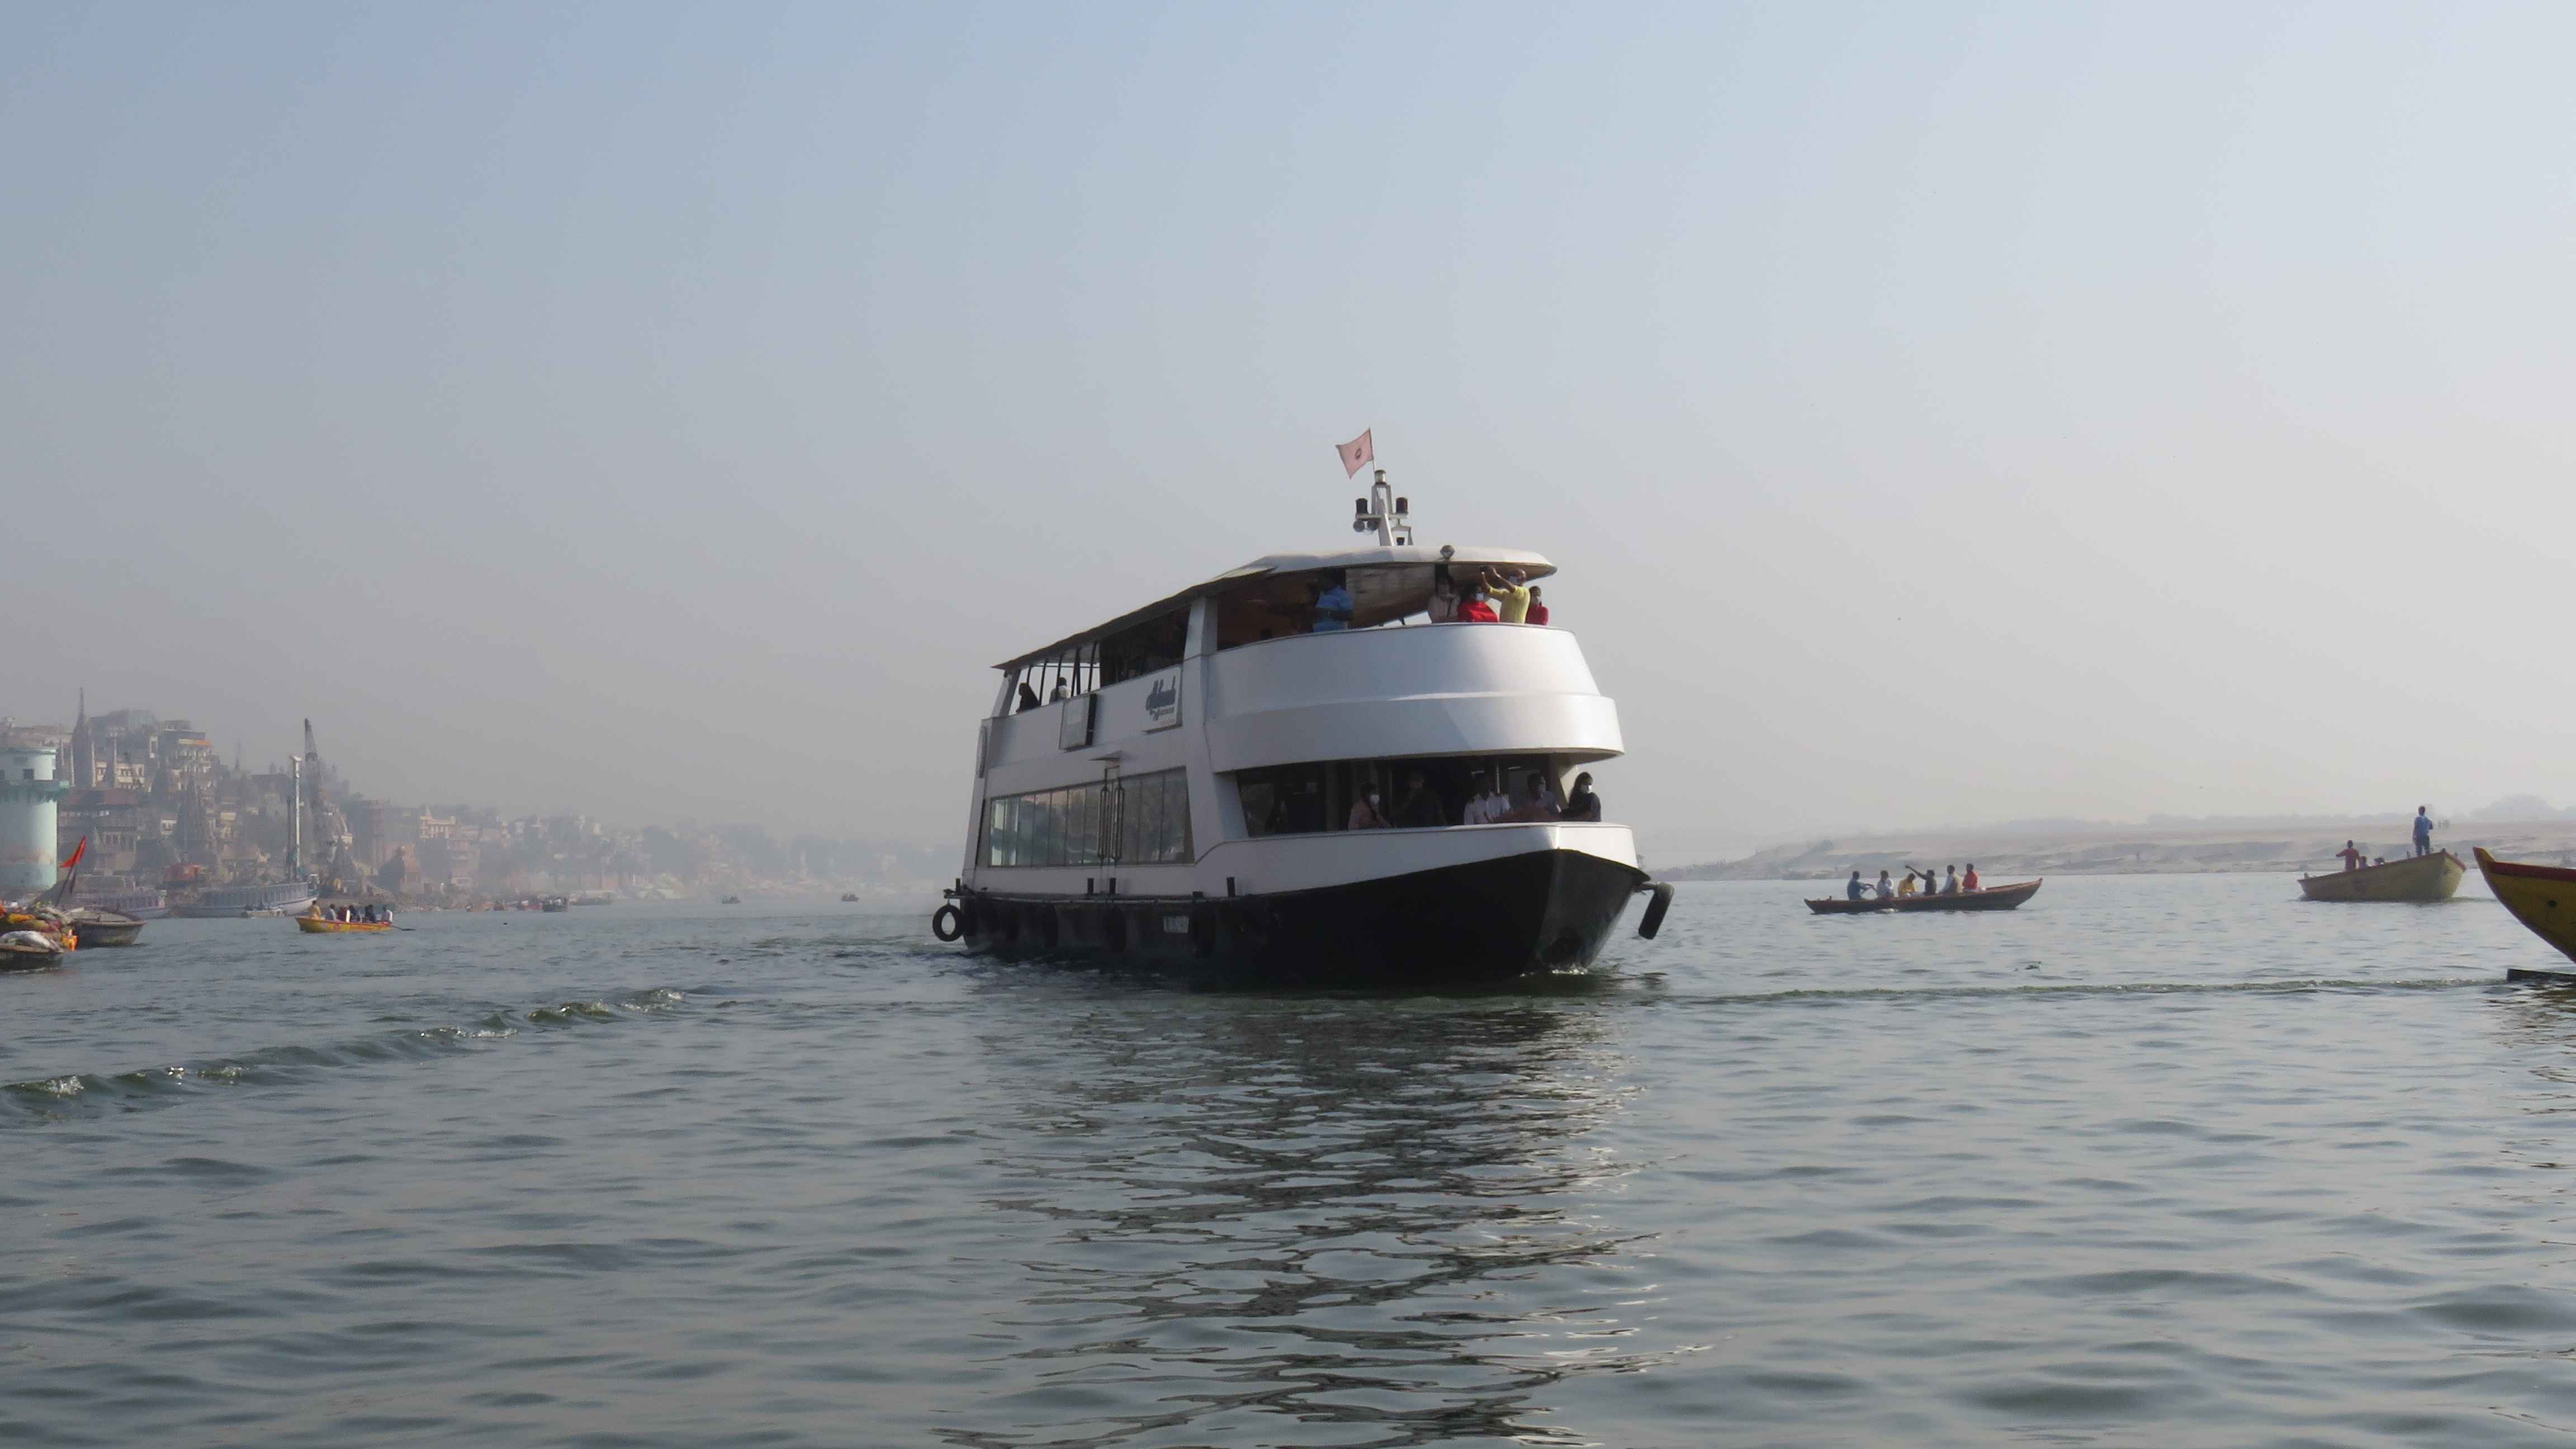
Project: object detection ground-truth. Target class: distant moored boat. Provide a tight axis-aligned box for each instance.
[2297,851,2463,903]
[65,907,144,946]
[293,914,392,934]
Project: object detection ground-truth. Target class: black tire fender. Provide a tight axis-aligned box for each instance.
[932,903,964,942]
[1637,882,1675,940]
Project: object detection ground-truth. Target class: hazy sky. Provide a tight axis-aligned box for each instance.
[8,3,2576,863]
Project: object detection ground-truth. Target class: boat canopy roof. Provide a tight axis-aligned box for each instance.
[993,544,1556,671]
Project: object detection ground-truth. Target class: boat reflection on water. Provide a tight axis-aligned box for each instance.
[964,984,1680,1445]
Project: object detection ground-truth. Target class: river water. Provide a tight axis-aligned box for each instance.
[7,875,2576,1447]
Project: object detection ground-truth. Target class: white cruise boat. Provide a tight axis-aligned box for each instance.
[935,473,1672,984]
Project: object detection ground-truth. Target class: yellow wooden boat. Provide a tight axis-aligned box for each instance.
[2474,848,2576,967]
[295,914,394,934]
[2296,850,2464,903]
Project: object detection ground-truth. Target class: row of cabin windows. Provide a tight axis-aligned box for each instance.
[1239,755,1567,836]
[1000,563,1545,716]
[1005,614,1189,713]
[982,769,1193,868]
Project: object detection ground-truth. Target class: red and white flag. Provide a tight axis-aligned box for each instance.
[1336,428,1374,478]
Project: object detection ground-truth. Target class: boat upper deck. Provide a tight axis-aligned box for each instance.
[989,543,1562,716]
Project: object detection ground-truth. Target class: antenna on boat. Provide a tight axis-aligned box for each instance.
[1351,468,1413,547]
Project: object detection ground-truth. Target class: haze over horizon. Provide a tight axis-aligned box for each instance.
[10,3,2576,865]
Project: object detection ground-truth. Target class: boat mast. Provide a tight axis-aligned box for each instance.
[1351,468,1414,547]
[289,754,302,882]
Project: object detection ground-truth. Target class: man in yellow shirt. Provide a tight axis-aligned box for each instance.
[1481,568,1533,624]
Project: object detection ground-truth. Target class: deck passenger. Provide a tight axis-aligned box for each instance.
[1527,586,1549,626]
[1457,585,1500,624]
[1483,568,1533,624]
[1874,870,1893,900]
[1517,770,1562,819]
[1348,792,1390,831]
[1963,864,1980,892]
[1049,677,1069,702]
[2413,807,2433,858]
[1015,680,1041,713]
[1846,870,1869,902]
[1313,571,1356,632]
[2338,840,2363,871]
[1565,772,1602,822]
[1462,773,1507,825]
[1394,771,1445,828]
[1428,566,1460,623]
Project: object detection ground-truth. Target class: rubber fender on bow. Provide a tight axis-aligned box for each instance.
[931,902,964,942]
[1637,881,1675,940]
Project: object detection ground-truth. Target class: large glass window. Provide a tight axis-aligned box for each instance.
[982,769,1193,867]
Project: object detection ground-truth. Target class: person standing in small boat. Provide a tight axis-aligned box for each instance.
[1846,871,1869,902]
[1942,866,1961,895]
[2338,840,2364,871]
[1963,864,1980,892]
[1875,870,1894,900]
[2413,807,2434,858]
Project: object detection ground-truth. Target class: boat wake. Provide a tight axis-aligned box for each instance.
[0,986,700,1126]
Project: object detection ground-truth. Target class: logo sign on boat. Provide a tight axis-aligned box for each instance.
[1142,670,1182,731]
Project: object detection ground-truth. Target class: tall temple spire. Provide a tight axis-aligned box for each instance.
[69,688,94,788]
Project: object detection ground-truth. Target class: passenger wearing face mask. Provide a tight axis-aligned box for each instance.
[1347,788,1390,831]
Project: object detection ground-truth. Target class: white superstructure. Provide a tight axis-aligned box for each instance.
[948,474,1654,981]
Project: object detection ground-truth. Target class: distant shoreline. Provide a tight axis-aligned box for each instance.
[1660,818,2576,882]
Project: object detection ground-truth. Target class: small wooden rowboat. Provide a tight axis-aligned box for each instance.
[0,934,66,969]
[66,908,144,947]
[2297,851,2464,903]
[1806,879,2043,914]
[295,915,394,934]
[2475,849,2576,968]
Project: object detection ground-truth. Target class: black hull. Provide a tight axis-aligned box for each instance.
[957,848,1649,987]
